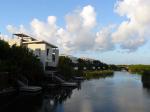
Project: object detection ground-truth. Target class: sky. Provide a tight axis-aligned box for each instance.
[0,0,150,64]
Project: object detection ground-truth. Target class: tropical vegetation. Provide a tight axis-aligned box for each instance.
[57,56,82,80]
[57,56,118,80]
[0,39,44,90]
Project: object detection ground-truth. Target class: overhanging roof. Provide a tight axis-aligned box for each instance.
[23,41,58,48]
[13,33,58,48]
[13,33,30,37]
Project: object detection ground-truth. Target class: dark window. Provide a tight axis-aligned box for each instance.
[52,53,55,62]
[47,49,49,56]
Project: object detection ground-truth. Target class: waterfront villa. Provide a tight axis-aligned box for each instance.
[8,33,59,73]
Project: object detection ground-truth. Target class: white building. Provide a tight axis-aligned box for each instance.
[9,33,59,72]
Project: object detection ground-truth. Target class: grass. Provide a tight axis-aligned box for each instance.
[128,65,150,75]
[83,70,114,79]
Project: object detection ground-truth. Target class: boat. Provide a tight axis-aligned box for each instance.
[61,82,78,87]
[20,86,42,92]
[17,80,42,94]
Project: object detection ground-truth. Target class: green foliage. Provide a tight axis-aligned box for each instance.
[128,65,150,75]
[77,58,110,70]
[0,40,10,60]
[57,56,83,80]
[57,56,74,80]
[83,70,114,79]
[77,59,87,70]
[57,56,119,80]
[108,65,122,71]
[0,40,44,86]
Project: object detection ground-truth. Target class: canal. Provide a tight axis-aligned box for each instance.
[1,71,150,112]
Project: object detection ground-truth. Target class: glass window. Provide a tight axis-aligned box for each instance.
[52,53,55,62]
[47,49,49,56]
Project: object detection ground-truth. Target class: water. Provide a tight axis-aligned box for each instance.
[1,72,150,112]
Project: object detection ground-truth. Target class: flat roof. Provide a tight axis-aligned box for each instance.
[13,33,58,48]
[13,33,30,37]
[23,41,58,48]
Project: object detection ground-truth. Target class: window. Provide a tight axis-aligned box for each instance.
[52,53,55,62]
[47,49,49,56]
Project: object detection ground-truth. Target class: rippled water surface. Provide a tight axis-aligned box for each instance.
[2,72,150,112]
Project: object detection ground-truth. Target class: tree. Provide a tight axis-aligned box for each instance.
[0,40,44,86]
[0,40,10,60]
[57,56,74,80]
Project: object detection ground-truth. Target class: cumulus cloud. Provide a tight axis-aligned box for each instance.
[80,5,96,28]
[95,25,115,51]
[112,0,150,51]
[7,24,28,34]
[30,16,58,44]
[5,1,150,53]
[58,6,96,52]
[6,5,98,53]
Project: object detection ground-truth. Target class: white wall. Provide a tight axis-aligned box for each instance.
[27,43,46,70]
[27,43,59,70]
[45,45,59,67]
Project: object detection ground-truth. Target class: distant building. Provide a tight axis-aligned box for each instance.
[9,33,59,72]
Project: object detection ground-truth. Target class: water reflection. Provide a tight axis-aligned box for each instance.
[0,86,76,112]
[1,94,43,112]
[40,87,76,112]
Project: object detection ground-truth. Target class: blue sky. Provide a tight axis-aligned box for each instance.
[0,0,120,28]
[0,0,150,64]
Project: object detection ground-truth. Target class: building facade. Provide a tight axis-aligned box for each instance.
[9,33,59,72]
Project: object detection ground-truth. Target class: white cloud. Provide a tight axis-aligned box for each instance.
[80,5,96,28]
[30,17,58,44]
[95,25,115,51]
[58,6,96,52]
[65,12,82,32]
[7,24,28,34]
[58,5,116,53]
[6,5,99,53]
[112,0,150,51]
[5,1,150,53]
[47,16,57,25]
